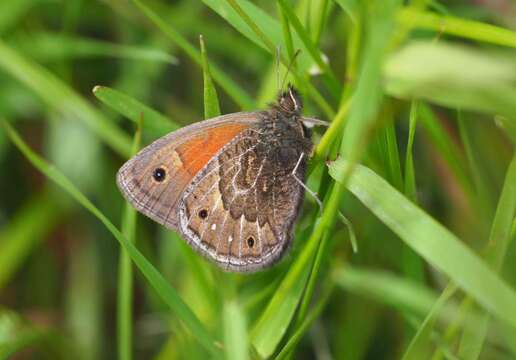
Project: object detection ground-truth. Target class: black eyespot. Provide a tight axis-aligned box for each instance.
[153,167,166,182]
[198,209,208,219]
[247,236,255,248]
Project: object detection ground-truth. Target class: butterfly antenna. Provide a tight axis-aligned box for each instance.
[280,49,301,91]
[275,45,282,92]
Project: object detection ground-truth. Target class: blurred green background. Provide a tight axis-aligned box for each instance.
[1,0,516,359]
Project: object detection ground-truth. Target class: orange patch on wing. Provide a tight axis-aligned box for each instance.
[176,123,248,176]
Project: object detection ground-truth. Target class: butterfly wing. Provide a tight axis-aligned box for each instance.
[177,127,308,272]
[116,112,260,230]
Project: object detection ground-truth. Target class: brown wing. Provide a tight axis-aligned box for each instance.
[178,128,308,272]
[116,112,260,230]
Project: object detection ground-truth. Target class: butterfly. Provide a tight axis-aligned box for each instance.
[117,85,326,272]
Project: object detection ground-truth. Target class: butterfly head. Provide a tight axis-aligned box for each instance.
[276,85,302,116]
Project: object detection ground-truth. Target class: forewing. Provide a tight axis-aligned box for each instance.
[116,112,260,230]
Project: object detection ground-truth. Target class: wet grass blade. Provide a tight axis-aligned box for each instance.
[1,119,222,359]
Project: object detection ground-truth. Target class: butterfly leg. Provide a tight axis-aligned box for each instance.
[291,152,323,213]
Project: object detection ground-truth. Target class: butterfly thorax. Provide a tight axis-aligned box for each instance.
[254,110,311,172]
[254,86,313,172]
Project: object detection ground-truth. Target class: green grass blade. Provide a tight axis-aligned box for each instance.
[384,41,516,137]
[385,122,403,190]
[0,187,65,289]
[131,0,254,110]
[457,153,516,359]
[223,300,248,360]
[333,0,359,23]
[18,33,178,64]
[402,284,458,360]
[328,159,516,332]
[276,0,341,97]
[337,0,399,180]
[277,2,295,64]
[65,235,102,360]
[0,40,132,157]
[117,123,142,360]
[203,0,335,117]
[293,229,330,332]
[404,101,418,201]
[1,119,222,358]
[0,0,35,34]
[397,8,516,49]
[417,104,473,197]
[372,119,404,190]
[486,154,516,271]
[250,261,312,358]
[313,98,351,160]
[224,0,277,56]
[0,308,63,359]
[117,210,136,360]
[200,35,221,119]
[400,104,426,323]
[93,85,178,137]
[334,267,440,316]
[203,0,314,73]
[311,0,330,46]
[275,282,333,360]
[457,111,494,217]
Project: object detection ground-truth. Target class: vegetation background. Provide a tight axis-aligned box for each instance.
[1,0,516,359]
